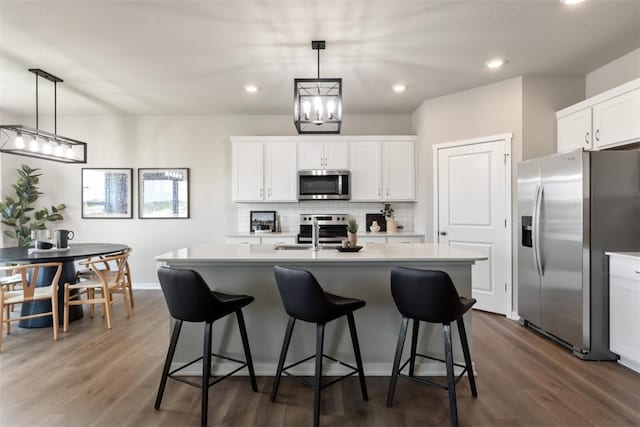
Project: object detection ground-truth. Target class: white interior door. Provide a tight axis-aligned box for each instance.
[436,137,510,314]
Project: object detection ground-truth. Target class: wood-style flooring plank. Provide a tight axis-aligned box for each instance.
[0,291,638,427]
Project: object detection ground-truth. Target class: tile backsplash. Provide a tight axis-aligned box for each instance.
[234,202,415,233]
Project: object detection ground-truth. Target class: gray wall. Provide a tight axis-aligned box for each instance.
[585,48,640,98]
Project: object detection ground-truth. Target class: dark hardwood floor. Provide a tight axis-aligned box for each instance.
[0,290,638,426]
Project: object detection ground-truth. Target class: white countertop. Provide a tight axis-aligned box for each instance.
[605,252,640,261]
[157,243,486,264]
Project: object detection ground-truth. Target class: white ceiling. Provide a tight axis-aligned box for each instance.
[0,0,638,116]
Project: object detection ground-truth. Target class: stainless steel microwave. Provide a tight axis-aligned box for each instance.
[298,170,350,200]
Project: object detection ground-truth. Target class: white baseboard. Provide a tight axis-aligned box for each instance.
[618,357,640,374]
[133,282,160,290]
[170,360,474,377]
[507,311,520,321]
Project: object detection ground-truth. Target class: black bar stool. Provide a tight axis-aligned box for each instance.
[271,265,368,427]
[386,267,478,427]
[155,267,258,427]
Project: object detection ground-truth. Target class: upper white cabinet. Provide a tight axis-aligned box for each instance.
[298,141,349,170]
[592,88,640,150]
[264,142,297,201]
[557,109,592,152]
[232,142,264,201]
[350,141,382,201]
[557,79,640,153]
[383,140,416,200]
[350,139,416,202]
[232,135,417,203]
[231,140,297,202]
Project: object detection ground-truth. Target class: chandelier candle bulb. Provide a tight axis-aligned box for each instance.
[29,136,39,152]
[14,133,24,149]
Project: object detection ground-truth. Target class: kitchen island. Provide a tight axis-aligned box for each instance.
[156,243,486,376]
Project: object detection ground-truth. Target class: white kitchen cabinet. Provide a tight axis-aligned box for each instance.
[382,140,416,200]
[232,140,297,202]
[556,79,640,153]
[608,254,640,373]
[264,142,297,201]
[386,235,423,244]
[557,109,592,152]
[298,141,348,170]
[260,236,297,245]
[225,236,261,244]
[350,141,382,201]
[592,88,640,150]
[350,139,416,202]
[359,236,386,244]
[232,142,264,202]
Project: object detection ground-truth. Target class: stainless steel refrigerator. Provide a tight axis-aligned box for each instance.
[518,149,640,360]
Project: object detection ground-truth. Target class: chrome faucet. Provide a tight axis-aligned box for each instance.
[311,217,319,251]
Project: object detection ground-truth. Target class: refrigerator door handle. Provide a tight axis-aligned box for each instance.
[534,185,544,276]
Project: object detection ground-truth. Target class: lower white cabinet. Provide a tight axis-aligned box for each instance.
[608,255,640,372]
[225,236,261,244]
[360,234,424,244]
[226,235,297,245]
[259,236,297,245]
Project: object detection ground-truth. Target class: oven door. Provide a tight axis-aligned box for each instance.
[298,170,350,200]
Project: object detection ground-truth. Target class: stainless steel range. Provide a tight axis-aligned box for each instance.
[297,214,349,244]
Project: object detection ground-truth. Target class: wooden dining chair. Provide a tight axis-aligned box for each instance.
[0,267,23,313]
[63,252,131,331]
[0,262,63,352]
[76,248,135,308]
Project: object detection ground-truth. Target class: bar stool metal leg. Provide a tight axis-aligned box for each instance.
[347,312,368,401]
[271,317,296,402]
[314,323,325,427]
[202,322,213,427]
[443,323,458,427]
[457,317,477,397]
[386,316,409,407]
[236,310,258,392]
[409,319,419,377]
[155,319,183,410]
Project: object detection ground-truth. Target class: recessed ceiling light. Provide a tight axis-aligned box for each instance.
[485,58,506,69]
[392,84,407,93]
[244,84,258,93]
[560,0,585,5]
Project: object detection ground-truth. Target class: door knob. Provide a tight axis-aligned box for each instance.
[439,231,447,236]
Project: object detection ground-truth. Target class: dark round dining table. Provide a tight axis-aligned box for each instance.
[0,243,129,328]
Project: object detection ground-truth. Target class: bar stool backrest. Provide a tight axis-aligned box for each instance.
[390,267,465,323]
[157,267,220,322]
[273,265,330,323]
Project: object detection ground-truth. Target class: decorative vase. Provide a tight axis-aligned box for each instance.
[386,218,397,232]
[370,221,381,233]
[348,231,358,247]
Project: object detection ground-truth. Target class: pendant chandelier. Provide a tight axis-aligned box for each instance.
[293,40,342,134]
[0,68,87,163]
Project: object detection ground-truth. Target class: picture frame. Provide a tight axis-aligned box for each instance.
[138,168,190,219]
[250,210,276,233]
[81,168,133,219]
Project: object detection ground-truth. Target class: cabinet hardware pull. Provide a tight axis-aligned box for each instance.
[635,271,640,274]
[595,129,600,141]
[386,188,389,197]
[585,132,590,145]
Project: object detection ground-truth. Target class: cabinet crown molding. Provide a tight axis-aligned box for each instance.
[230,135,417,143]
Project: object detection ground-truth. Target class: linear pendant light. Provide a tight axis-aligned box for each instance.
[293,40,342,134]
[0,68,87,163]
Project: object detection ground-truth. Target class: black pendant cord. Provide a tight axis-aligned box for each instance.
[35,72,39,132]
[54,81,57,135]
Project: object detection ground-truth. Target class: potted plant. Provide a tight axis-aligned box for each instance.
[0,164,66,247]
[381,203,397,232]
[347,217,359,247]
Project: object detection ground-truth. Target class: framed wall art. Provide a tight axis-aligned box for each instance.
[81,168,133,219]
[250,210,276,233]
[138,168,189,219]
